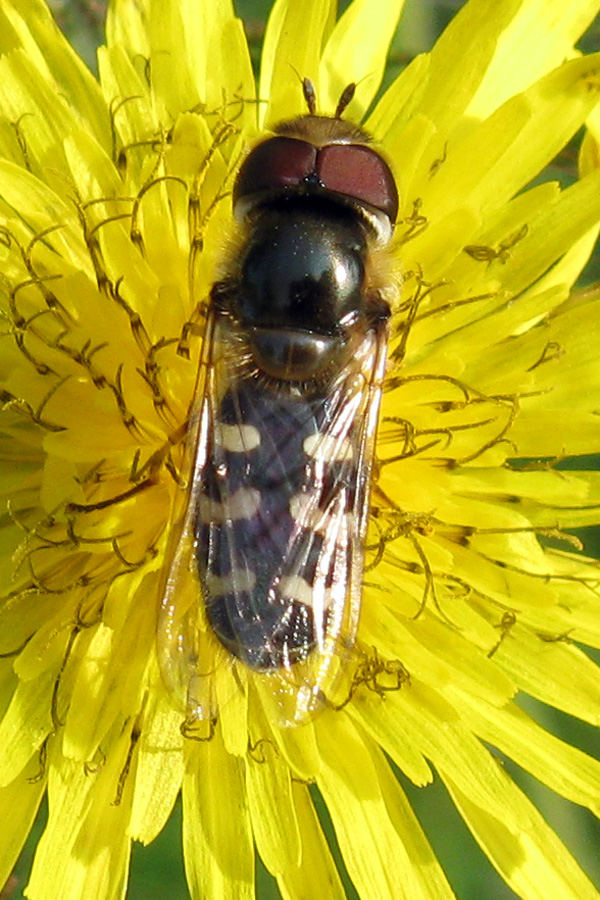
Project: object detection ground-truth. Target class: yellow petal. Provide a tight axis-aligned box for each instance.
[0,666,54,786]
[28,732,135,900]
[465,0,600,118]
[128,681,184,844]
[105,0,150,56]
[453,691,600,814]
[246,700,301,875]
[319,0,406,120]
[315,713,456,900]
[490,622,600,725]
[408,53,600,250]
[446,768,600,900]
[412,0,523,136]
[1,0,110,147]
[260,0,336,127]
[0,752,45,890]
[276,780,347,900]
[182,732,254,900]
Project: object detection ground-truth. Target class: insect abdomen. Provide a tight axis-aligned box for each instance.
[195,380,354,669]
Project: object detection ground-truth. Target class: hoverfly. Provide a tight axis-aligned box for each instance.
[158,81,399,726]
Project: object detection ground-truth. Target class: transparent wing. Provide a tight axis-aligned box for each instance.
[158,310,388,725]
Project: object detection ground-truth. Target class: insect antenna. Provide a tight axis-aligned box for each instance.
[298,76,356,118]
[302,77,317,114]
[335,82,356,118]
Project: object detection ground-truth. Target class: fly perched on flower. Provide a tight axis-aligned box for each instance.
[158,79,400,725]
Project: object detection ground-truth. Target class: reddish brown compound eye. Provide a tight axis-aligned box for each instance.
[234,137,318,199]
[316,143,398,223]
[234,136,398,225]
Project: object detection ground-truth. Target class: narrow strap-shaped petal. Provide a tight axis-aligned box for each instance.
[183,733,254,900]
[260,0,336,127]
[319,0,406,121]
[446,768,600,900]
[316,712,456,900]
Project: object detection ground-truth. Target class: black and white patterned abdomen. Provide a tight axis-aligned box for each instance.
[195,379,355,669]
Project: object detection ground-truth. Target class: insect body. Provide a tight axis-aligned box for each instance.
[159,89,398,724]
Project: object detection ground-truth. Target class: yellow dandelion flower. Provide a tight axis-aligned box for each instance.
[1,0,600,899]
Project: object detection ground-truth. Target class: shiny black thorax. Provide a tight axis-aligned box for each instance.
[212,196,382,383]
